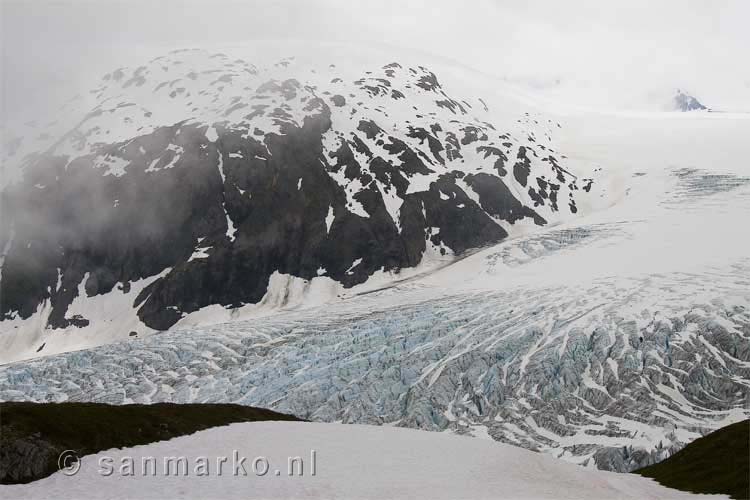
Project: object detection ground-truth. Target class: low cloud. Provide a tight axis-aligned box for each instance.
[2,0,748,119]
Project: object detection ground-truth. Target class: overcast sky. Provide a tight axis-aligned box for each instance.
[2,0,749,121]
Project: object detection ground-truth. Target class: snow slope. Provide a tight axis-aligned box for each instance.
[1,421,721,499]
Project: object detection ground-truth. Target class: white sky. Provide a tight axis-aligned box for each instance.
[2,0,749,120]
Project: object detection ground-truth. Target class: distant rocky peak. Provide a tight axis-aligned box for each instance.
[673,89,709,112]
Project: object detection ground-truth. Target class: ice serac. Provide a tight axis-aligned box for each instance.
[0,49,592,358]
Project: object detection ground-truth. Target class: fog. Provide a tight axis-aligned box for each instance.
[2,0,749,122]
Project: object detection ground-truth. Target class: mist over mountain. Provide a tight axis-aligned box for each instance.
[3,0,750,119]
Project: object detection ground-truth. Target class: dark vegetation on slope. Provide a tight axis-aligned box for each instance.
[635,419,749,499]
[0,401,302,484]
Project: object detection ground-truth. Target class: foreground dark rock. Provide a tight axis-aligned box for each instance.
[0,401,301,484]
[636,419,750,500]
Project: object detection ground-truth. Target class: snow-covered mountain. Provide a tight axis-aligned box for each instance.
[1,421,718,499]
[1,45,749,475]
[0,48,599,362]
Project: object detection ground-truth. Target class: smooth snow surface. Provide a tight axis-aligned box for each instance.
[2,422,721,500]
